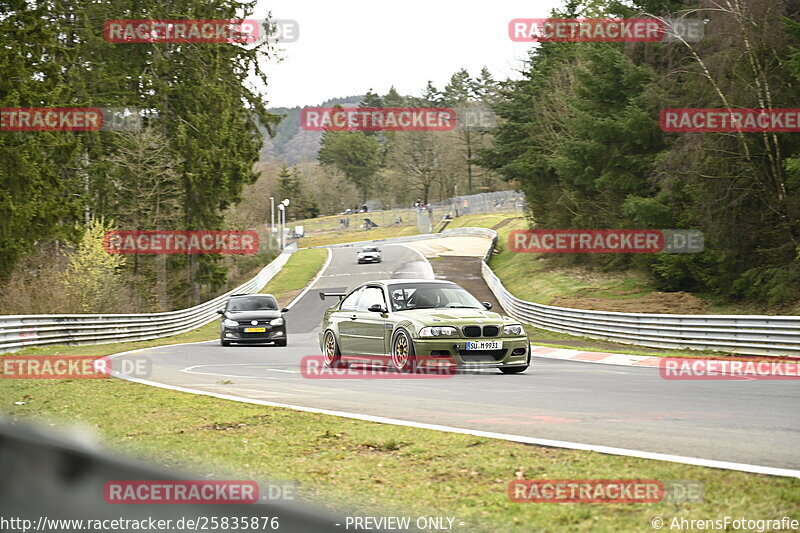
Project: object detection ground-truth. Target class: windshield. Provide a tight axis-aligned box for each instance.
[227,296,278,312]
[388,283,482,311]
[361,247,379,253]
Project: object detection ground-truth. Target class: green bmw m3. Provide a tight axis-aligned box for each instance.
[318,279,530,373]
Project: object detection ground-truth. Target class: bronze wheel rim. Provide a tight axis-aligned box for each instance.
[324,332,336,364]
[392,333,409,370]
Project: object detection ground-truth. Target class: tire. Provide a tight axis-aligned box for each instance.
[323,330,343,368]
[220,339,231,347]
[391,329,417,373]
[274,339,287,347]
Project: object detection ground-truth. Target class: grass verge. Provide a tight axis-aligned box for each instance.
[2,376,798,533]
[260,248,328,306]
[2,221,797,531]
[298,225,420,248]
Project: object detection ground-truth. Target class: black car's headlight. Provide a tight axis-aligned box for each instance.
[223,319,238,328]
[419,326,457,337]
[504,324,524,336]
[270,318,284,326]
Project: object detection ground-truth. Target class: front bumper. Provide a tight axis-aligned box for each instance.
[357,256,381,263]
[411,336,530,368]
[221,326,286,343]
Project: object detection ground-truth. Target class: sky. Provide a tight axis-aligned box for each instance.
[247,0,564,108]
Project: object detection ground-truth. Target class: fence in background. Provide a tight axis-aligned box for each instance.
[293,190,525,237]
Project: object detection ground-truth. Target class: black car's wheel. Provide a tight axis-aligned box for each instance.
[220,339,231,346]
[391,329,417,373]
[274,339,287,347]
[323,330,343,368]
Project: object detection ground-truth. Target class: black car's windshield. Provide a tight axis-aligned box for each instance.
[227,296,278,312]
[388,283,482,311]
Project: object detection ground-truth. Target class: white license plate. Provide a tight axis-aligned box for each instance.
[465,340,502,350]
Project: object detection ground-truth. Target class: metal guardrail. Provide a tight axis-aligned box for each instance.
[3,225,798,357]
[475,228,800,357]
[0,246,295,354]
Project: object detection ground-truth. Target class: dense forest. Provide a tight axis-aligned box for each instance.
[0,0,280,312]
[481,0,800,306]
[2,0,798,314]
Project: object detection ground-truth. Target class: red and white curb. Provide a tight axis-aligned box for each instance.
[530,345,663,368]
[529,345,800,375]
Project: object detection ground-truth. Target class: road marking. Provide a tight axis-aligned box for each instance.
[180,363,299,379]
[108,344,800,479]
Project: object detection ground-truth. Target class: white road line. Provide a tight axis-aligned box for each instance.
[287,248,332,308]
[107,344,800,479]
[180,363,299,378]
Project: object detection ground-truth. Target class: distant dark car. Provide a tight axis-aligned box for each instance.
[357,246,382,264]
[218,294,289,346]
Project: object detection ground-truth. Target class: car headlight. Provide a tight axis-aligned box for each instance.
[504,324,524,336]
[270,317,284,326]
[223,319,238,327]
[419,326,457,337]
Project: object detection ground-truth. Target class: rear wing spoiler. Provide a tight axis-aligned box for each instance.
[319,292,347,301]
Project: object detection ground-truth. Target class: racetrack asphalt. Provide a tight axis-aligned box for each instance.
[115,241,800,472]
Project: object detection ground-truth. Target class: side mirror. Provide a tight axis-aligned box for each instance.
[482,302,493,310]
[216,309,225,315]
[368,303,387,313]
[281,307,290,313]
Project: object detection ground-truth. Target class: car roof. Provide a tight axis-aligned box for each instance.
[229,293,276,299]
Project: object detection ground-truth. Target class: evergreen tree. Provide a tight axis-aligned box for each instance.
[318,132,382,203]
[383,86,405,106]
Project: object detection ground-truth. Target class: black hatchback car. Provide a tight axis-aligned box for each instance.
[218,294,289,346]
